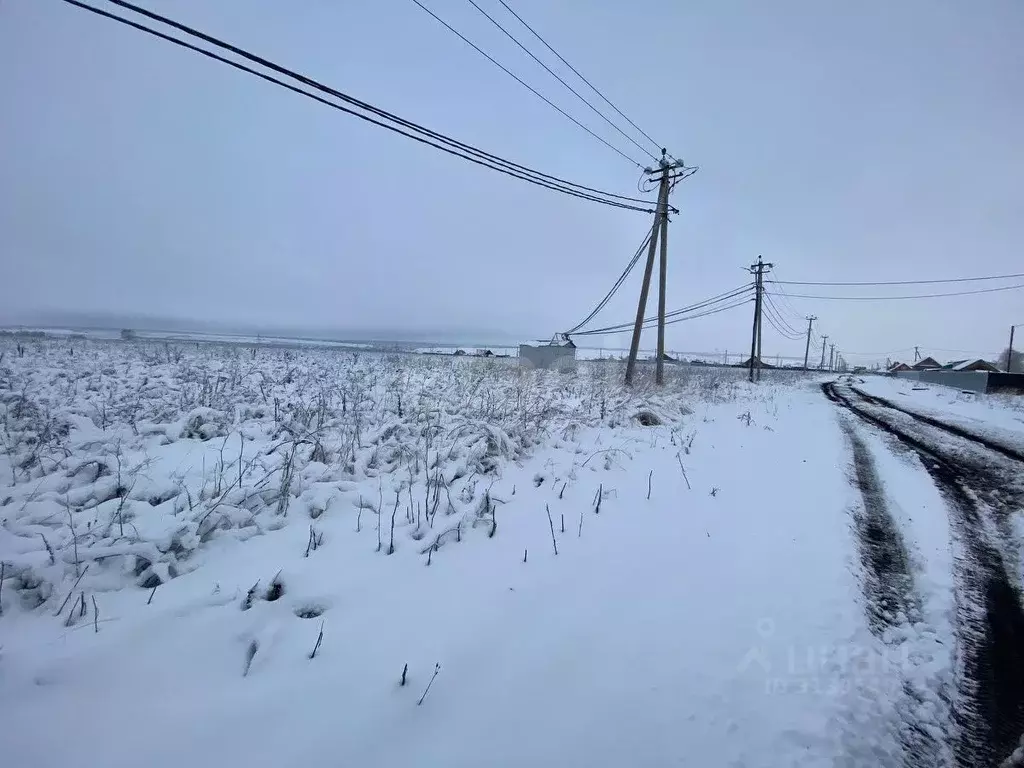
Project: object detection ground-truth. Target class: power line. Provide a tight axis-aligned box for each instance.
[494,0,663,157]
[574,284,752,336]
[761,292,803,336]
[770,271,1024,287]
[68,0,656,213]
[410,0,647,170]
[761,304,804,340]
[768,273,808,318]
[564,221,657,335]
[761,303,804,340]
[465,0,657,163]
[769,284,1024,301]
[576,297,750,336]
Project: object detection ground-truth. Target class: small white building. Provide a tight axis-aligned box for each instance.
[519,339,577,370]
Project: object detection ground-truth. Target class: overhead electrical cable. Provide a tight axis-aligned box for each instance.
[761,292,803,336]
[464,0,657,163]
[494,0,664,157]
[762,309,804,341]
[766,274,806,318]
[770,271,1024,287]
[769,284,1024,301]
[576,298,751,337]
[65,0,656,213]
[573,284,753,336]
[564,221,657,335]
[410,0,647,170]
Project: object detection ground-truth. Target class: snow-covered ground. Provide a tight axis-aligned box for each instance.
[2,340,1020,766]
[856,375,1024,447]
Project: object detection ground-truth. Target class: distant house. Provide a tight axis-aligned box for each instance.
[912,357,942,370]
[943,359,1000,373]
[519,337,576,370]
[888,362,912,373]
[479,349,495,357]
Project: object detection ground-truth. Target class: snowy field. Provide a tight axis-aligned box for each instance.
[2,338,1023,766]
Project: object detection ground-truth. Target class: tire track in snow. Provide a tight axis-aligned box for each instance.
[850,385,1024,465]
[837,417,946,768]
[825,380,1024,767]
[840,420,922,635]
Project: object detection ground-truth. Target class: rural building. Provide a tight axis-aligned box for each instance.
[942,359,1000,373]
[912,357,942,370]
[888,362,911,373]
[519,339,576,370]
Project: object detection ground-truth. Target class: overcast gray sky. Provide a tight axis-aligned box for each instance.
[2,0,1022,362]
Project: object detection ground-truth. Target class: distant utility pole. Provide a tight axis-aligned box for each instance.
[914,345,921,363]
[747,256,773,382]
[829,343,836,372]
[819,335,829,370]
[1007,323,1015,374]
[802,315,817,371]
[625,151,689,387]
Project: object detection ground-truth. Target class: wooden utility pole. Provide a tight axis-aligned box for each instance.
[914,345,921,363]
[829,343,836,372]
[802,315,817,371]
[1009,325,1017,373]
[819,335,829,370]
[747,256,772,382]
[625,151,689,387]
[655,194,670,385]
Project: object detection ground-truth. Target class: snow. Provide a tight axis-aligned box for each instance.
[855,375,1024,446]
[0,340,971,765]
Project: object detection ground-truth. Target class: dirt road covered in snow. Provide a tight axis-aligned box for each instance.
[824,378,1024,766]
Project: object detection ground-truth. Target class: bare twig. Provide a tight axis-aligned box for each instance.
[64,495,80,577]
[39,533,55,565]
[242,580,260,611]
[675,453,691,490]
[54,564,90,617]
[388,490,399,555]
[147,585,158,605]
[523,548,528,563]
[400,663,408,686]
[647,470,653,500]
[417,663,441,706]
[546,504,558,555]
[0,561,4,616]
[309,620,324,659]
[92,595,99,633]
[559,482,566,499]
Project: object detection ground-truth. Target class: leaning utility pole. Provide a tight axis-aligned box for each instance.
[1009,325,1017,373]
[829,343,836,372]
[914,345,921,363]
[819,335,829,369]
[802,315,817,371]
[747,256,772,382]
[625,151,690,387]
